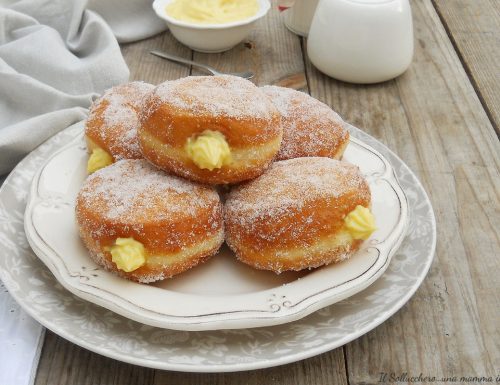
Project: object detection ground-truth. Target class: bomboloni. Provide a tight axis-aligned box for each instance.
[85,82,154,173]
[262,85,349,161]
[138,75,282,184]
[75,159,224,283]
[224,157,376,273]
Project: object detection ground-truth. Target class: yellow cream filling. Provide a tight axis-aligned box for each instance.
[343,205,377,240]
[109,238,146,272]
[142,130,281,170]
[147,230,224,267]
[166,0,259,24]
[185,130,232,171]
[234,207,376,264]
[87,147,113,174]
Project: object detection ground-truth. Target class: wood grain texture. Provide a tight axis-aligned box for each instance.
[304,0,500,383]
[34,0,500,383]
[35,331,348,385]
[35,330,155,385]
[431,0,500,132]
[191,6,306,89]
[120,31,191,84]
[153,352,348,385]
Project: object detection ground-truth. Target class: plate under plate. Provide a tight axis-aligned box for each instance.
[0,122,435,371]
[23,124,408,331]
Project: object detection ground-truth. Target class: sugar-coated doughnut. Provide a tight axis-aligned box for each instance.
[224,157,376,273]
[76,159,224,283]
[85,82,154,173]
[138,75,282,184]
[261,86,349,161]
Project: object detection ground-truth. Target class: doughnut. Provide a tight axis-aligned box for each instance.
[75,159,224,283]
[224,157,376,273]
[138,75,282,184]
[85,81,154,173]
[261,85,349,161]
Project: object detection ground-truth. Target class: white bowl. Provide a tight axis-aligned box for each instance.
[152,0,271,53]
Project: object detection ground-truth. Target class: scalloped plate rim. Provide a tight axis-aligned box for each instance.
[22,125,408,331]
[0,121,436,372]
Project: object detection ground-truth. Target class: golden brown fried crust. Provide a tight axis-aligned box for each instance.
[75,159,224,283]
[261,85,349,161]
[232,240,365,273]
[85,101,141,160]
[224,157,371,273]
[138,132,281,185]
[78,226,222,283]
[138,76,283,184]
[76,194,223,253]
[140,103,281,147]
[85,82,154,160]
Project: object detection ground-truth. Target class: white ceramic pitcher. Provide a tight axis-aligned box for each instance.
[307,0,414,84]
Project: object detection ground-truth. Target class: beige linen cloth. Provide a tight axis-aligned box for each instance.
[0,1,166,384]
[0,0,166,176]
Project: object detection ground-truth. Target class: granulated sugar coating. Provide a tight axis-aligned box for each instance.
[226,157,369,224]
[137,75,283,185]
[77,159,219,224]
[224,157,371,273]
[85,82,154,159]
[75,159,224,283]
[262,85,349,161]
[145,75,276,122]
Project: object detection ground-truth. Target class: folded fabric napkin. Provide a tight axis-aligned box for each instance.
[0,0,168,176]
[0,0,128,175]
[0,0,167,383]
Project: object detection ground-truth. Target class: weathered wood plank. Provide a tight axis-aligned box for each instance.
[34,331,155,385]
[432,0,500,132]
[153,350,348,385]
[192,7,306,89]
[35,331,349,385]
[120,31,192,84]
[304,0,500,383]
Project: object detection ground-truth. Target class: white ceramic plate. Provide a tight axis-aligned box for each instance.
[0,122,435,371]
[23,124,408,331]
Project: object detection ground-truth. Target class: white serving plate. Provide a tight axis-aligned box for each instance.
[0,122,435,371]
[23,123,408,331]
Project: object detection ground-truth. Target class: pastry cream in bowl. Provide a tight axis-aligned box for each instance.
[152,0,270,52]
[166,0,259,24]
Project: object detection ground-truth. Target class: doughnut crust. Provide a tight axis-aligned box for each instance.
[85,82,154,161]
[138,75,282,184]
[261,85,349,161]
[76,159,224,283]
[224,157,371,273]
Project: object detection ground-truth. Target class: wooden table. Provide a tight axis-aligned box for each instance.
[34,1,499,383]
